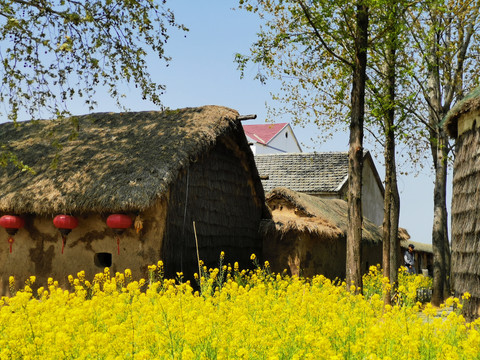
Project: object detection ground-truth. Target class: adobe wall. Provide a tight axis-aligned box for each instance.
[264,230,382,280]
[0,198,168,296]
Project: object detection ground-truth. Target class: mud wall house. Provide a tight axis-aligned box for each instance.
[243,123,302,155]
[0,106,269,295]
[444,86,480,319]
[260,187,393,279]
[255,151,385,226]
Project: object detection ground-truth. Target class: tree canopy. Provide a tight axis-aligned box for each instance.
[236,0,360,135]
[237,0,376,289]
[236,0,480,300]
[402,0,480,305]
[0,0,186,122]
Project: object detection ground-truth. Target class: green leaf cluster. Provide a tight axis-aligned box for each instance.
[0,0,187,123]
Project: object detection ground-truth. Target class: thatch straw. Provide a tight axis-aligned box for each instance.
[397,228,411,242]
[263,213,343,238]
[443,86,480,138]
[399,239,432,254]
[450,127,480,302]
[0,106,245,215]
[262,187,383,244]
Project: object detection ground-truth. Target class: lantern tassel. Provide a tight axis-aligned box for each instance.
[116,235,120,255]
[61,235,66,254]
[7,236,14,253]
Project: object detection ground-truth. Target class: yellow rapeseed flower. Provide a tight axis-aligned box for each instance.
[0,262,477,359]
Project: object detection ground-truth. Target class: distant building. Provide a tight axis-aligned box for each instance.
[255,152,385,226]
[260,187,386,279]
[243,123,302,154]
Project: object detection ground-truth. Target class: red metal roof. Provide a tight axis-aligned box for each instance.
[243,123,288,144]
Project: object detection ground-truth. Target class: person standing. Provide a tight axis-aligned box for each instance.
[404,244,416,274]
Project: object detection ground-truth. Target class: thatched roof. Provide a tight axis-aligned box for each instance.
[444,86,480,138]
[399,239,432,254]
[262,187,383,244]
[0,106,256,215]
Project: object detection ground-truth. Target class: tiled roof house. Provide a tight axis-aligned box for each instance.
[255,151,385,226]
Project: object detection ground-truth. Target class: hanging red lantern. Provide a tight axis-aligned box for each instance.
[53,215,79,254]
[0,215,25,253]
[106,214,132,255]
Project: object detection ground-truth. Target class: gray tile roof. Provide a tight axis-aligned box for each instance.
[255,152,349,193]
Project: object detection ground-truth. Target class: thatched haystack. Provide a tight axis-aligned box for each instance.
[444,86,480,319]
[0,106,269,294]
[261,187,384,279]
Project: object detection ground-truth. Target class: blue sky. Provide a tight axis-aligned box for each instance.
[9,0,451,244]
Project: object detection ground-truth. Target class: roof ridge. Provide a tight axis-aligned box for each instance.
[255,151,349,156]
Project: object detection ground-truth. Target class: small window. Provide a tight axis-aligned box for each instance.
[285,132,289,138]
[94,252,112,268]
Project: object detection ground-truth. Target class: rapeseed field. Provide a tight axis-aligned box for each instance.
[0,255,477,359]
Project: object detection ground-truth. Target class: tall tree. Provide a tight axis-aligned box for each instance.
[366,0,416,302]
[236,0,371,290]
[0,0,186,123]
[346,1,368,292]
[404,0,480,305]
[366,0,403,303]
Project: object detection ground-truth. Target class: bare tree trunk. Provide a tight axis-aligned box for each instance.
[383,97,400,303]
[383,138,393,305]
[381,3,400,304]
[390,160,400,283]
[384,138,400,272]
[431,129,451,305]
[382,73,394,304]
[383,167,392,304]
[346,2,368,293]
[425,19,452,305]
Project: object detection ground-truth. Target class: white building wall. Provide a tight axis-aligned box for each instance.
[268,126,302,153]
[361,161,384,227]
[248,126,302,155]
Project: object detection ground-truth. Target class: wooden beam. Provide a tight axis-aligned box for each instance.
[238,114,257,121]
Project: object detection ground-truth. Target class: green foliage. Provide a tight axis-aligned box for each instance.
[236,0,370,134]
[400,0,480,160]
[0,146,35,173]
[0,0,187,123]
[237,0,480,161]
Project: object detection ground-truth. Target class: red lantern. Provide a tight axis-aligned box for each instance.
[53,215,79,254]
[0,215,25,253]
[106,214,132,255]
